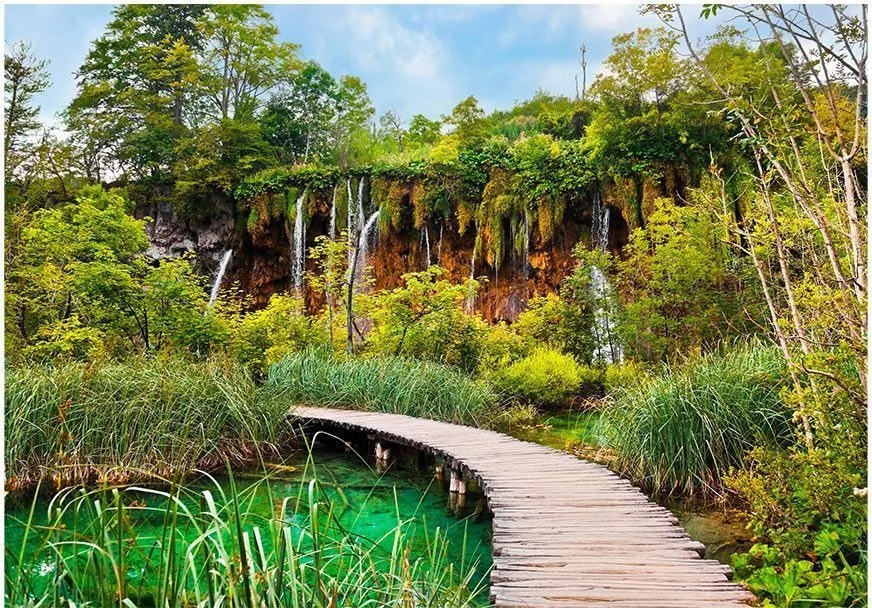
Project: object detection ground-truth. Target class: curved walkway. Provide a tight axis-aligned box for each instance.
[294,406,754,607]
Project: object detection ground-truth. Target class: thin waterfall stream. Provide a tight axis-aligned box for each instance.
[292,188,308,291]
[207,249,233,308]
[590,192,623,363]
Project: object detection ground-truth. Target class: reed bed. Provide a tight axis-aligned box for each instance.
[5,464,489,608]
[5,357,292,490]
[267,351,499,427]
[601,342,793,496]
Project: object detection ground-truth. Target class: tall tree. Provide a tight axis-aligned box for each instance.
[198,4,300,122]
[67,4,207,180]
[5,42,50,186]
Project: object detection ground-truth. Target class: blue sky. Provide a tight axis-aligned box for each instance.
[5,4,724,129]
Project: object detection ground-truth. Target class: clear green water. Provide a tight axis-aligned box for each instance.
[510,410,605,450]
[5,450,493,604]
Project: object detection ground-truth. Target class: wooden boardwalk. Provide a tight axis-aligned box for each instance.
[294,406,755,607]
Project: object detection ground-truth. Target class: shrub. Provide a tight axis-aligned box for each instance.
[230,294,330,372]
[726,364,867,607]
[266,351,499,426]
[5,357,288,490]
[601,342,793,496]
[494,348,598,406]
[603,360,645,392]
[363,267,488,372]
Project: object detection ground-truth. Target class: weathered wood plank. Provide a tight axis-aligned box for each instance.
[293,406,754,606]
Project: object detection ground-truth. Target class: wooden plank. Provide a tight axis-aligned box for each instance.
[293,406,754,606]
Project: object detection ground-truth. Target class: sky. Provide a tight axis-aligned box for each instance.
[4,4,727,130]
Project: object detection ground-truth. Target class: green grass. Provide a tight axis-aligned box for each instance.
[5,357,291,490]
[267,351,499,427]
[601,342,794,497]
[5,460,489,608]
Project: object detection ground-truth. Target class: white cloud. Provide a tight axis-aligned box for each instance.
[321,6,457,120]
[579,5,647,31]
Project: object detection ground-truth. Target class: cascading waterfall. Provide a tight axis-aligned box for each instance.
[207,249,233,308]
[292,188,308,291]
[591,191,610,251]
[423,226,431,268]
[354,210,380,288]
[328,184,337,240]
[465,241,478,313]
[523,211,530,281]
[590,191,623,363]
[347,178,356,267]
[437,225,444,266]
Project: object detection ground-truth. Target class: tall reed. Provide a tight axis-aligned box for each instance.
[601,342,794,496]
[267,351,499,426]
[5,462,489,608]
[5,357,291,490]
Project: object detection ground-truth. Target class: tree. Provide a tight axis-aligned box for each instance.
[262,61,337,164]
[443,96,487,145]
[657,4,867,408]
[67,4,207,180]
[365,266,485,372]
[4,42,50,186]
[198,4,301,121]
[407,114,442,148]
[6,185,226,361]
[333,75,374,166]
[377,110,405,153]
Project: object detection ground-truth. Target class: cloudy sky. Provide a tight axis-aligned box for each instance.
[5,4,725,129]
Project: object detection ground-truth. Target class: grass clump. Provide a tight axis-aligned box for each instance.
[5,357,290,490]
[267,351,499,426]
[5,466,489,607]
[601,342,793,496]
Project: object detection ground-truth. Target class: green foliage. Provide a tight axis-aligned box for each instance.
[7,185,230,362]
[602,342,793,496]
[267,351,499,427]
[230,294,330,373]
[364,266,487,373]
[615,197,749,362]
[725,367,867,607]
[5,468,487,608]
[493,348,599,407]
[5,357,287,489]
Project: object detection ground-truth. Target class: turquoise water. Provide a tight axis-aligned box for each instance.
[510,410,605,450]
[5,450,493,605]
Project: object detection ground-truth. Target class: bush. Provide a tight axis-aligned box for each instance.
[603,360,645,392]
[363,267,488,372]
[5,357,288,490]
[266,351,499,426]
[601,342,793,496]
[230,294,330,372]
[494,348,599,406]
[726,365,867,607]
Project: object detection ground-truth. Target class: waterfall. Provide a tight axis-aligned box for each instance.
[437,225,444,266]
[354,210,380,288]
[522,211,530,281]
[590,190,623,364]
[357,177,365,239]
[328,184,337,240]
[347,178,355,266]
[291,189,308,292]
[207,249,233,308]
[591,191,610,251]
[423,226,431,269]
[465,241,478,313]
